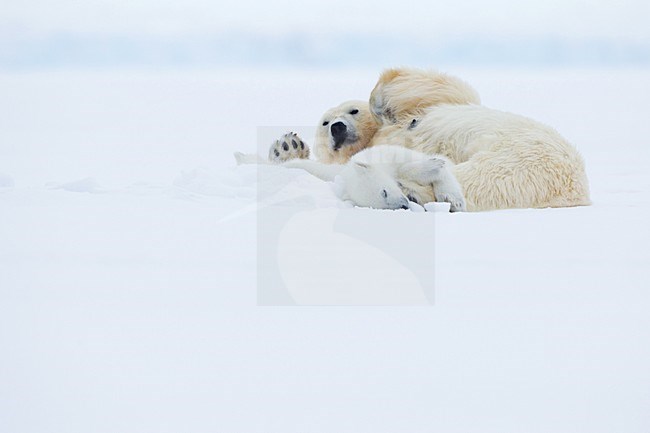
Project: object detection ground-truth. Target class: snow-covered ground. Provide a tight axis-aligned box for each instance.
[1,68,650,432]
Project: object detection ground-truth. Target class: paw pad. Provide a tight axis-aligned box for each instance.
[268,132,310,163]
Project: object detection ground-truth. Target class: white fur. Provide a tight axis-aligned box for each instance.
[313,100,378,164]
[347,145,465,211]
[389,104,591,211]
[368,68,590,211]
[240,68,590,212]
[236,146,466,211]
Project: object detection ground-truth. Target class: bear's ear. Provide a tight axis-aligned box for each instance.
[398,158,445,183]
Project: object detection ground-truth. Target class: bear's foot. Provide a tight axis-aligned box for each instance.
[436,192,466,212]
[268,132,310,163]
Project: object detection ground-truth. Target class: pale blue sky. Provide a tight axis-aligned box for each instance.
[2,0,648,40]
[1,0,648,68]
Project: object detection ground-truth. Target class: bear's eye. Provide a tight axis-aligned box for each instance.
[381,189,388,199]
[322,121,329,126]
[349,109,359,115]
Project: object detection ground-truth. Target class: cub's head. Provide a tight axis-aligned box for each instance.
[369,68,481,125]
[336,145,441,210]
[314,100,379,164]
[339,161,410,210]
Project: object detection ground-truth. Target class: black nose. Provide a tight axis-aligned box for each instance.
[330,121,347,138]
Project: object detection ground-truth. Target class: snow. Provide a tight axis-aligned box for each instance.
[1,67,650,432]
[48,177,106,193]
[0,173,14,188]
[424,201,450,212]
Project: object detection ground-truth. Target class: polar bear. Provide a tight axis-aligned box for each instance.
[269,71,479,165]
[236,144,466,211]
[251,68,590,212]
[369,68,590,211]
[268,100,379,165]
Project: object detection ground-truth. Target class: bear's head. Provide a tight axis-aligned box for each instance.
[369,68,481,125]
[314,100,379,164]
[338,161,410,210]
[336,145,448,210]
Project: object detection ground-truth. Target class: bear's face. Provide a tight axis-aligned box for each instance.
[336,144,444,210]
[369,68,481,125]
[339,161,410,210]
[314,100,379,164]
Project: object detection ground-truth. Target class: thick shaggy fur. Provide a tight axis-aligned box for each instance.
[415,106,590,210]
[311,68,590,211]
[369,68,590,211]
[251,68,590,212]
[369,68,480,124]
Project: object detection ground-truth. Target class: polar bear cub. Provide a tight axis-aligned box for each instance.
[235,144,466,211]
[337,145,465,211]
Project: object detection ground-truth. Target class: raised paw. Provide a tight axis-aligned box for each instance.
[268,132,310,163]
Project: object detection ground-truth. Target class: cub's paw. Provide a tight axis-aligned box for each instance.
[436,192,467,213]
[269,132,310,163]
